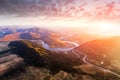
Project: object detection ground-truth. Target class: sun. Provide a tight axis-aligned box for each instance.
[99,22,115,31]
[91,21,120,36]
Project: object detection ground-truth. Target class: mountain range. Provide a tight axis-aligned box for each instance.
[0,27,71,48]
[0,27,120,80]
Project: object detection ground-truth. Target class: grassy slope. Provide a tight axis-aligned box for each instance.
[75,36,120,72]
[1,40,119,80]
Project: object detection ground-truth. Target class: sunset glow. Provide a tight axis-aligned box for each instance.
[98,22,116,31]
[0,0,120,36]
[0,1,120,79]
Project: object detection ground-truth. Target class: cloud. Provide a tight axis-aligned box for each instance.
[0,0,119,22]
[0,0,87,17]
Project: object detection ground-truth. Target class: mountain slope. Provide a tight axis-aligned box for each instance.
[0,27,71,48]
[0,32,41,41]
[75,36,120,72]
[8,40,83,69]
[0,40,119,80]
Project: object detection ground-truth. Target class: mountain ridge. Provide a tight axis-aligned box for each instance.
[74,36,120,74]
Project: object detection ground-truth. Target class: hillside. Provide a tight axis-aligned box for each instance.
[0,40,119,80]
[40,32,74,48]
[75,36,120,73]
[0,27,72,48]
[8,40,83,69]
[0,32,41,41]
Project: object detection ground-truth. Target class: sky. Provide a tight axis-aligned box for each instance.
[0,0,120,32]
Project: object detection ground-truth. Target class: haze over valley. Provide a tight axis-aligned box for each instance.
[0,0,120,80]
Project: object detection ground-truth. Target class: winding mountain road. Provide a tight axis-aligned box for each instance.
[41,35,120,78]
[72,50,120,78]
[0,35,120,78]
[41,34,79,51]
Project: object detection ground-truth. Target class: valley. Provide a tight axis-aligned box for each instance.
[0,27,120,80]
